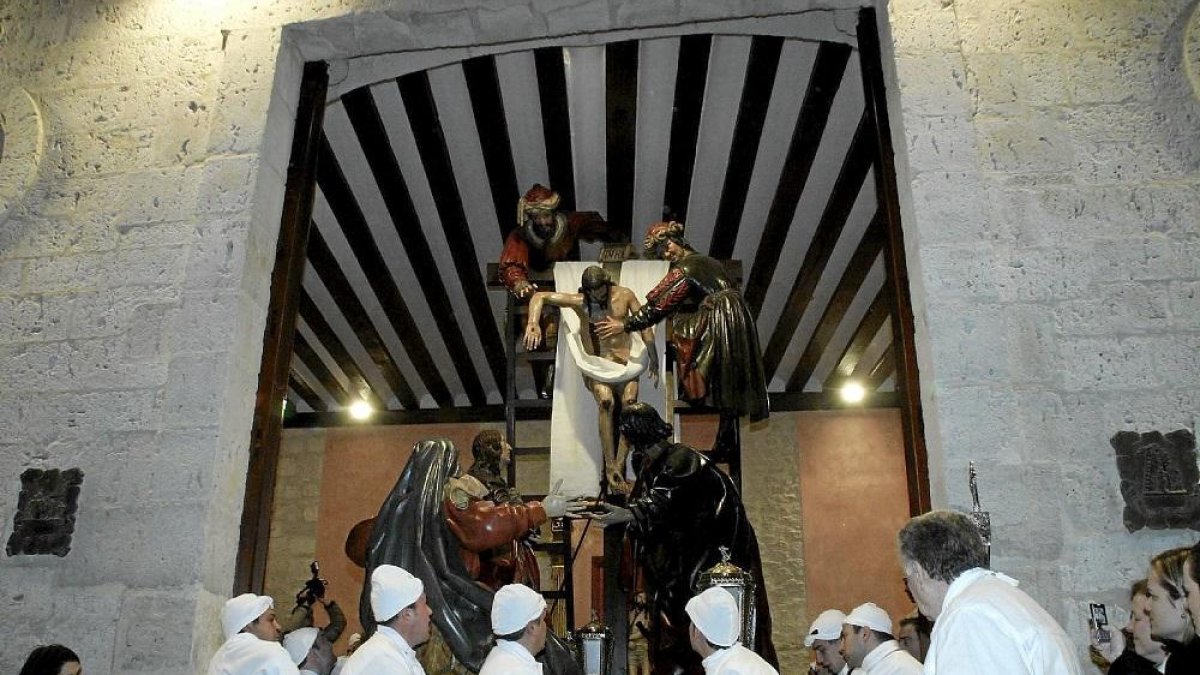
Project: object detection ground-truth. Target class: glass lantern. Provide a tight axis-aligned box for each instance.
[695,546,756,649]
[573,612,612,675]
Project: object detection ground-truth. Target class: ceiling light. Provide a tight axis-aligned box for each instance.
[348,400,374,421]
[840,381,866,404]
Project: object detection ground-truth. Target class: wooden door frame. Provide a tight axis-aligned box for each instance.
[234,60,329,593]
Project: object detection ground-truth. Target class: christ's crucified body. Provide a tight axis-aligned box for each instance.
[523,266,658,494]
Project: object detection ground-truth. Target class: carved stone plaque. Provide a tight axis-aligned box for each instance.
[1111,430,1200,532]
[6,468,84,557]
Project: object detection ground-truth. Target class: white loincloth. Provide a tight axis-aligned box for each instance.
[549,261,668,498]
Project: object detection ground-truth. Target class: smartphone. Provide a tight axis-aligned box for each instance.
[1089,602,1111,645]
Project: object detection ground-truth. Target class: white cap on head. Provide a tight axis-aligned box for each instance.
[283,627,319,665]
[491,584,547,635]
[222,593,274,640]
[371,564,425,622]
[685,587,741,647]
[804,609,846,647]
[844,602,893,635]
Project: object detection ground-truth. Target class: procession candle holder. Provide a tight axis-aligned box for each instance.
[574,612,613,675]
[695,546,756,649]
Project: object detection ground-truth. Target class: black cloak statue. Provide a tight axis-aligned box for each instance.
[360,438,581,675]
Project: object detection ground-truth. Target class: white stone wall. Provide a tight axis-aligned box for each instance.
[0,0,1197,672]
[885,0,1200,632]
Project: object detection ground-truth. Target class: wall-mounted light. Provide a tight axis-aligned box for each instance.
[348,399,374,421]
[840,381,866,404]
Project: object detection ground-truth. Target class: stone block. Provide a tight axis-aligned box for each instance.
[62,502,205,587]
[477,4,546,44]
[955,0,1084,53]
[0,262,22,296]
[1089,235,1195,282]
[887,0,960,53]
[995,244,1097,302]
[197,155,262,216]
[973,115,1076,174]
[1055,336,1168,391]
[23,252,108,294]
[907,171,1000,245]
[976,461,1066,560]
[85,429,217,508]
[1079,0,1188,46]
[162,353,232,429]
[20,389,164,433]
[1003,304,1060,385]
[924,301,1012,384]
[1054,282,1172,336]
[1067,48,1175,105]
[113,589,198,674]
[1169,281,1200,328]
[894,52,970,117]
[919,243,1002,300]
[184,217,251,290]
[904,113,979,174]
[613,0,681,29]
[1074,137,1199,184]
[545,0,614,35]
[932,385,1026,464]
[2,216,120,259]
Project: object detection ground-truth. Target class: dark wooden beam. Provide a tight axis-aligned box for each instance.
[786,212,886,391]
[397,71,509,394]
[236,61,328,595]
[339,87,488,406]
[291,331,351,406]
[315,136,453,406]
[606,40,638,241]
[707,35,784,260]
[288,372,328,413]
[761,111,874,381]
[285,404,551,428]
[534,47,576,211]
[661,34,712,224]
[297,288,383,409]
[859,6,931,515]
[676,390,900,414]
[305,228,420,409]
[824,286,892,390]
[462,55,521,241]
[743,41,853,315]
[865,348,896,390]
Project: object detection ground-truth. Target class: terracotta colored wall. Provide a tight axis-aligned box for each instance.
[796,409,915,630]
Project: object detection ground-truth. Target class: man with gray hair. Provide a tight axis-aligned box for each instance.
[898,510,1083,675]
[804,609,850,675]
[838,603,921,675]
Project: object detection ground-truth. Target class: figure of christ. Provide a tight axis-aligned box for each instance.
[522,266,658,493]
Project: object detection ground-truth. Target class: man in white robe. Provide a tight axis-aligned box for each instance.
[208,593,299,675]
[341,565,432,675]
[805,609,850,675]
[479,584,550,675]
[686,587,778,675]
[899,510,1083,675]
[839,603,922,675]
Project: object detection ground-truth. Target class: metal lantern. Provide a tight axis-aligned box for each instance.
[574,612,613,675]
[695,546,756,649]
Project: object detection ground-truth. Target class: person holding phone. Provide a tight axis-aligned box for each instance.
[1089,580,1166,675]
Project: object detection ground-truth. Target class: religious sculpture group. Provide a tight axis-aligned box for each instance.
[352,184,775,675]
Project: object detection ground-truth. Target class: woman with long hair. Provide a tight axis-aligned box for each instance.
[1147,547,1200,674]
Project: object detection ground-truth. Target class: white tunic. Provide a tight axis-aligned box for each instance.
[858,640,922,675]
[479,640,544,675]
[701,644,779,675]
[340,626,427,675]
[207,633,300,675]
[926,568,1084,675]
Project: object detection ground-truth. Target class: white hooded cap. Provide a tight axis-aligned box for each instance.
[685,587,741,647]
[222,593,274,640]
[844,602,892,635]
[804,609,846,647]
[371,564,425,622]
[491,584,547,635]
[283,627,319,665]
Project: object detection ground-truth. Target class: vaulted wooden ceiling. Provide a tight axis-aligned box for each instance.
[284,32,899,423]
